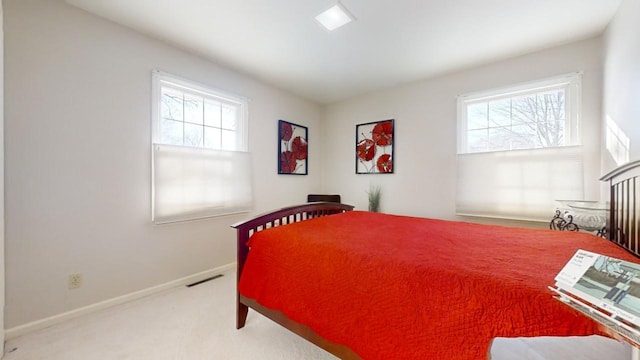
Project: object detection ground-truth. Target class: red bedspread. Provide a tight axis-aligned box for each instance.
[238,211,638,359]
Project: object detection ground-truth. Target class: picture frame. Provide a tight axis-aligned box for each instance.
[278,120,308,175]
[356,119,394,174]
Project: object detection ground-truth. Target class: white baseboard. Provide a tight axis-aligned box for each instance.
[5,262,237,340]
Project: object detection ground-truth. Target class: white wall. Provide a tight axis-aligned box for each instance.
[323,37,604,223]
[4,0,322,329]
[602,0,640,172]
[1,0,6,352]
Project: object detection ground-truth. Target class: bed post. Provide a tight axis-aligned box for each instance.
[235,225,250,329]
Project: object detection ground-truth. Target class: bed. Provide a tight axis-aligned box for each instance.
[231,161,640,360]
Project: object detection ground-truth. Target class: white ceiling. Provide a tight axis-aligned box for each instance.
[66,0,621,104]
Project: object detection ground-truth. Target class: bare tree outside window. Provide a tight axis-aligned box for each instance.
[465,88,566,153]
[160,86,239,151]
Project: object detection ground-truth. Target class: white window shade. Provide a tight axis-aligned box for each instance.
[456,146,584,221]
[152,144,253,224]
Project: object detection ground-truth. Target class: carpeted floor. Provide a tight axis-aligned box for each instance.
[4,269,337,359]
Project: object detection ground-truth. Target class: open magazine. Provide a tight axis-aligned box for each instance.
[552,249,640,346]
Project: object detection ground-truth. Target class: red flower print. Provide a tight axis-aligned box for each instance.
[376,154,392,173]
[357,138,376,161]
[280,122,293,142]
[372,121,393,146]
[292,136,308,160]
[280,151,296,173]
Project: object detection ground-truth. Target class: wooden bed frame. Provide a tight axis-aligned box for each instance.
[231,160,640,359]
[601,159,640,258]
[231,202,358,359]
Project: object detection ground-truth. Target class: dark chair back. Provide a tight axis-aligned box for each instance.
[307,194,341,203]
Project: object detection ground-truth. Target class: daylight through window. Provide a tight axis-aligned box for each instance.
[159,85,243,151]
[459,73,581,154]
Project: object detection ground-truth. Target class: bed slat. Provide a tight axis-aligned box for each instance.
[601,160,640,258]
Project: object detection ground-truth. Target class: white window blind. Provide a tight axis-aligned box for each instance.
[151,71,252,224]
[152,145,253,223]
[456,146,584,221]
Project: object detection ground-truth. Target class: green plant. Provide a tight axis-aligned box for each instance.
[367,184,382,212]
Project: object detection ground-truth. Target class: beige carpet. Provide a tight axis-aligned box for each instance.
[4,269,337,359]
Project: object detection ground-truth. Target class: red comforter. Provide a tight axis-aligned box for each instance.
[238,211,638,359]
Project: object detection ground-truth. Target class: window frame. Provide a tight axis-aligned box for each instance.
[151,71,249,152]
[457,72,582,155]
[150,71,251,224]
[455,73,585,221]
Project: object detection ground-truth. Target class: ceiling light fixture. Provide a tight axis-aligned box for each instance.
[315,3,355,31]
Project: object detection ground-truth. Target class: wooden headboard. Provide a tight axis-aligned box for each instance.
[601,159,640,257]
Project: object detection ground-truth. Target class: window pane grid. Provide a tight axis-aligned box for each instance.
[159,84,241,151]
[464,87,567,153]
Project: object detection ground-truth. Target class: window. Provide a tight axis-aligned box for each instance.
[151,71,252,224]
[458,73,581,154]
[456,73,584,221]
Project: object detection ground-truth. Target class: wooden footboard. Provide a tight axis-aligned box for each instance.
[601,159,640,257]
[230,202,354,328]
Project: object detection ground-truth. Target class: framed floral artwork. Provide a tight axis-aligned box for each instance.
[356,119,394,174]
[278,120,308,175]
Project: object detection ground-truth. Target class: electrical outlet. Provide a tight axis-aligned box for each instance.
[68,273,82,289]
